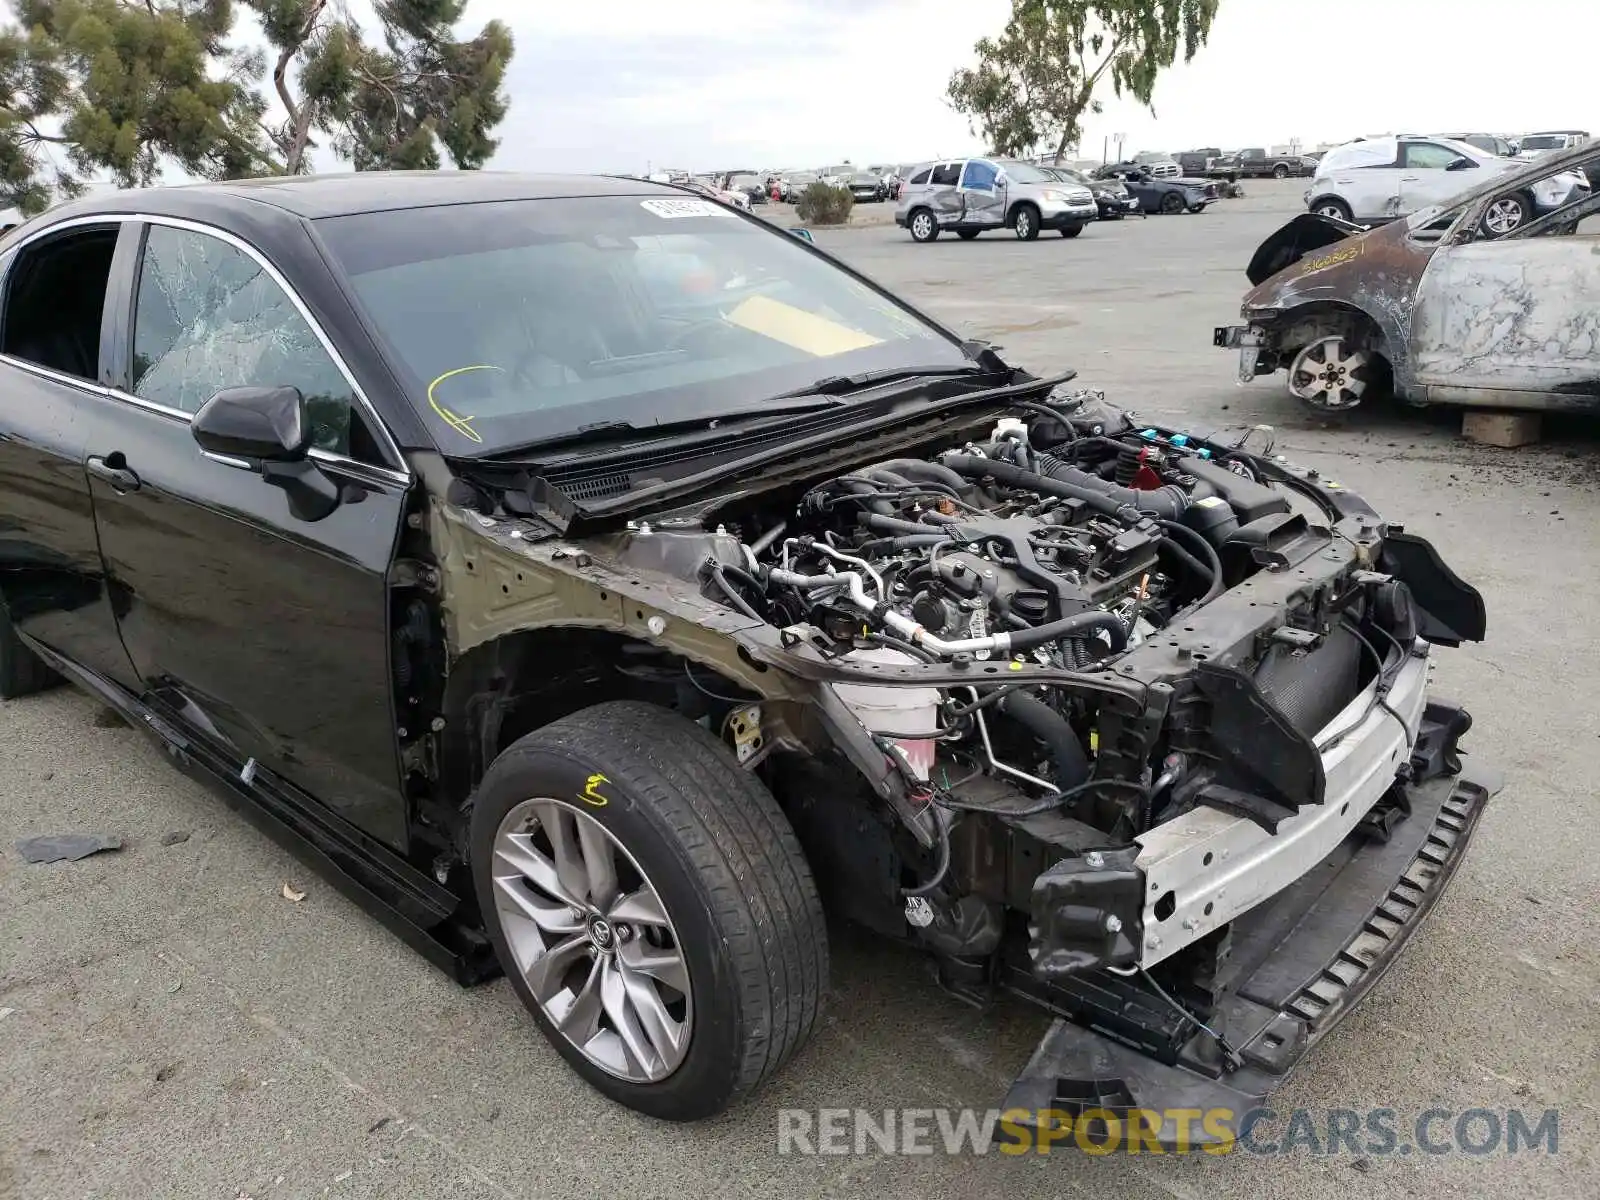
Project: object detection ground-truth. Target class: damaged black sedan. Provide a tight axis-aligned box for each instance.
[0,174,1489,1142]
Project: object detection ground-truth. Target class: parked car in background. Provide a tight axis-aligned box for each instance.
[1516,131,1590,160]
[1218,141,1600,413]
[780,171,818,202]
[895,157,1096,241]
[1209,149,1315,180]
[1176,148,1222,176]
[842,170,886,203]
[684,180,751,211]
[721,171,767,206]
[1130,152,1181,179]
[1043,166,1142,219]
[1306,134,1589,233]
[1440,133,1518,158]
[1093,164,1219,214]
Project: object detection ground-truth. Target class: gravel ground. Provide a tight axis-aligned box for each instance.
[2,180,1595,1200]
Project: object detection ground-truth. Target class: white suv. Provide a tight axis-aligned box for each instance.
[1306,135,1588,234]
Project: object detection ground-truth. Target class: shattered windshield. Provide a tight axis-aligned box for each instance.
[316,196,964,453]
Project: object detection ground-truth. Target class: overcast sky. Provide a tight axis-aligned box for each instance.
[407,0,1595,173]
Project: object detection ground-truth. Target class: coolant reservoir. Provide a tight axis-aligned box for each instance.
[833,647,942,779]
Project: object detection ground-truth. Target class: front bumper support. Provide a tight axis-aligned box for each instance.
[1001,761,1498,1149]
[1214,324,1267,382]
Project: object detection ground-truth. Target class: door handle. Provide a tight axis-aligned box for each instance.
[87,454,141,493]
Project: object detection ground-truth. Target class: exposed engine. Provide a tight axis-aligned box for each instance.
[609,401,1309,831]
[725,413,1284,667]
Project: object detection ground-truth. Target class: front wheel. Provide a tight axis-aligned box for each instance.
[471,701,828,1121]
[908,208,938,242]
[1273,163,1290,179]
[1159,192,1185,215]
[1012,204,1040,240]
[1288,335,1374,411]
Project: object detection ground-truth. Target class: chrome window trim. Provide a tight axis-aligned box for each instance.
[0,210,412,482]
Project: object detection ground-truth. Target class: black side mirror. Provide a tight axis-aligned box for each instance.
[192,385,311,462]
[1446,156,1477,172]
[192,385,340,522]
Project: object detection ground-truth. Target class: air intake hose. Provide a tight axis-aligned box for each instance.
[1033,451,1190,521]
[941,454,1188,522]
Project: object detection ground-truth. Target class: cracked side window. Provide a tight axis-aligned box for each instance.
[132,226,353,454]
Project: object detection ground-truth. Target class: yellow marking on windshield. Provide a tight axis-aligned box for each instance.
[723,295,882,357]
[427,364,507,443]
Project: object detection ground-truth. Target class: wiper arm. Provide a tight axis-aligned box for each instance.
[770,363,988,400]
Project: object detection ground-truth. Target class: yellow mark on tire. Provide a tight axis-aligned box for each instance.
[427,364,506,444]
[580,773,611,807]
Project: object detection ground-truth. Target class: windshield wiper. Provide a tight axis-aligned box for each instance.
[770,363,991,400]
[475,398,845,461]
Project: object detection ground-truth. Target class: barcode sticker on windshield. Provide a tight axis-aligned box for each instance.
[640,198,736,219]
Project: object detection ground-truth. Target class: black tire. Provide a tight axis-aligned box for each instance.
[1310,196,1353,221]
[0,602,58,700]
[907,208,938,242]
[470,700,828,1121]
[1059,224,1082,238]
[956,228,980,240]
[1159,192,1185,215]
[1011,203,1041,240]
[1480,192,1532,238]
[1273,163,1290,179]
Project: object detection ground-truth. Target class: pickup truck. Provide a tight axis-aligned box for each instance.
[1208,149,1314,180]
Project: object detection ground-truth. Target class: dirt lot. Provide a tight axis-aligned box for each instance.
[2,180,1596,1200]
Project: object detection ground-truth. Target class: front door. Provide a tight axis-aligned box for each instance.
[0,224,141,692]
[82,220,415,850]
[1411,227,1600,404]
[1398,141,1481,213]
[957,159,1007,228]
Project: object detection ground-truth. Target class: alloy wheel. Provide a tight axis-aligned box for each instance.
[492,797,692,1083]
[1288,336,1370,410]
[1483,197,1526,235]
[910,211,935,241]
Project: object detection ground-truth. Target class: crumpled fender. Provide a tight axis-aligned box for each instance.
[1246,211,1366,285]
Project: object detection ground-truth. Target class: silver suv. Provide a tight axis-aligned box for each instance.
[894,157,1097,242]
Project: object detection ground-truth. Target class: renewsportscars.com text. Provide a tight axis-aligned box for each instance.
[775,1106,1560,1156]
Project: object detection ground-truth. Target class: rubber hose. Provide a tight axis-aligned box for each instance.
[866,458,971,491]
[1157,519,1225,603]
[860,533,955,555]
[863,512,950,536]
[1034,451,1190,520]
[942,454,1129,520]
[837,479,895,515]
[999,691,1091,790]
[1005,608,1129,654]
[1158,537,1213,596]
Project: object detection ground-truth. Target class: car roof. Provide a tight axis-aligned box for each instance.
[43,170,680,223]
